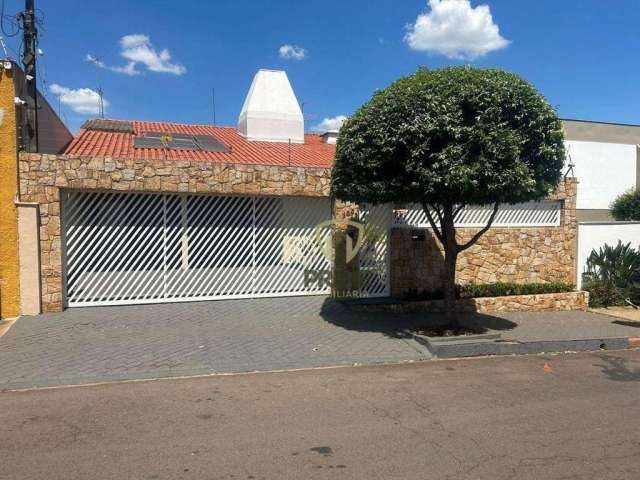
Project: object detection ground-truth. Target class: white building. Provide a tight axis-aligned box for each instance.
[563,119,640,221]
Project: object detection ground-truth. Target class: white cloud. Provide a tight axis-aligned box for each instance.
[404,0,510,60]
[313,115,347,132]
[49,84,109,115]
[119,34,186,74]
[86,54,139,76]
[279,44,307,60]
[87,34,186,76]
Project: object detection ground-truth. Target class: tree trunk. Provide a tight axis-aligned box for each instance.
[441,208,460,328]
[442,235,459,328]
[422,202,499,330]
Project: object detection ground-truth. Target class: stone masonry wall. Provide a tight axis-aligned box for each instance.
[18,152,332,312]
[390,178,578,297]
[351,291,589,314]
[18,150,578,312]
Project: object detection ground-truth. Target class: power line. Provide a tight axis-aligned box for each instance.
[0,0,20,38]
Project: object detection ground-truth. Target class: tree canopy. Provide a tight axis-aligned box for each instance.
[332,66,566,207]
[611,189,640,221]
[331,67,566,324]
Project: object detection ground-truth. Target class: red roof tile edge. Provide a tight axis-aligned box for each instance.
[64,119,336,168]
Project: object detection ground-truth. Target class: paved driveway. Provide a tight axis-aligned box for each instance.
[0,297,429,390]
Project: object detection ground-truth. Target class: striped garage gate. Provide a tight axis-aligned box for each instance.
[60,190,390,307]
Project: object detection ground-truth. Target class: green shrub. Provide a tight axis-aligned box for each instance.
[404,282,574,301]
[582,280,628,308]
[611,189,640,221]
[460,282,574,298]
[581,241,640,307]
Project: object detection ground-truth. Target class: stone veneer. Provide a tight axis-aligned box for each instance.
[18,151,579,313]
[18,152,332,312]
[352,291,589,314]
[390,178,578,297]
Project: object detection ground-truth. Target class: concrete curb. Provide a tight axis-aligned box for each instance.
[411,332,632,359]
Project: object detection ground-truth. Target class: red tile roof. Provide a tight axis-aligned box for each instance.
[64,120,336,168]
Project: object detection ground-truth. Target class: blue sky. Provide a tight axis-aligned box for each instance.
[3,0,639,132]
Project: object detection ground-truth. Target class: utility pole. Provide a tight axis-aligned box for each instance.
[20,0,38,152]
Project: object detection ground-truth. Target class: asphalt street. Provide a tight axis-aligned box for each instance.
[2,350,640,479]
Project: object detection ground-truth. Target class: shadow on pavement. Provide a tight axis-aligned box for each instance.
[593,354,640,382]
[613,320,640,329]
[319,298,517,338]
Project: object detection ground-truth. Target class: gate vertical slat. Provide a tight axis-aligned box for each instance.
[251,196,257,296]
[162,195,168,300]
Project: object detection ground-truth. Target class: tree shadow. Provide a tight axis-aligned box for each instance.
[612,320,640,328]
[319,298,517,339]
[593,354,640,382]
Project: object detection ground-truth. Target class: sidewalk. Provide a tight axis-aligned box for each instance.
[0,297,639,390]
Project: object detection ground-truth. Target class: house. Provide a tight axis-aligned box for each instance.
[563,119,640,221]
[2,67,580,316]
[562,119,640,286]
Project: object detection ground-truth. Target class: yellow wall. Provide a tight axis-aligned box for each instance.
[0,67,19,318]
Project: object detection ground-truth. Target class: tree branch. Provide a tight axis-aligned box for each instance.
[432,204,444,229]
[421,202,445,245]
[453,203,466,221]
[458,202,500,252]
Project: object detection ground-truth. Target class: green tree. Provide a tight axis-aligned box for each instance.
[611,189,640,221]
[332,67,566,324]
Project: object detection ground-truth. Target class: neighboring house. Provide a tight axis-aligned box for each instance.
[563,119,640,221]
[0,60,72,318]
[3,68,579,316]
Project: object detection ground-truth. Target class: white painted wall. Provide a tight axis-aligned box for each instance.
[565,140,637,210]
[577,222,640,288]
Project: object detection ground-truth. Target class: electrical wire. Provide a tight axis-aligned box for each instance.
[0,0,20,37]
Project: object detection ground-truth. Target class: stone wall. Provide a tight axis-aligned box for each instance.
[17,150,579,313]
[351,291,589,314]
[390,178,578,297]
[18,152,332,312]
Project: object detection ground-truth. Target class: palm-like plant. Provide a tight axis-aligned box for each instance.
[583,241,640,288]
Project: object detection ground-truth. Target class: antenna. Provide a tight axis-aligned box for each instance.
[0,36,8,57]
[565,152,575,178]
[211,87,216,125]
[87,55,105,117]
[96,85,104,118]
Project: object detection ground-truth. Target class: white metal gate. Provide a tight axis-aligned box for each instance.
[62,191,336,307]
[357,204,392,297]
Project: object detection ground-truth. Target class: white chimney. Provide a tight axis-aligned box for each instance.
[321,130,339,144]
[238,69,305,143]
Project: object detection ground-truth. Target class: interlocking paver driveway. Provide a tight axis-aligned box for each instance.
[0,297,429,390]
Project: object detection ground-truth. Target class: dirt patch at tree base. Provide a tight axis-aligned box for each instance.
[416,326,487,338]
